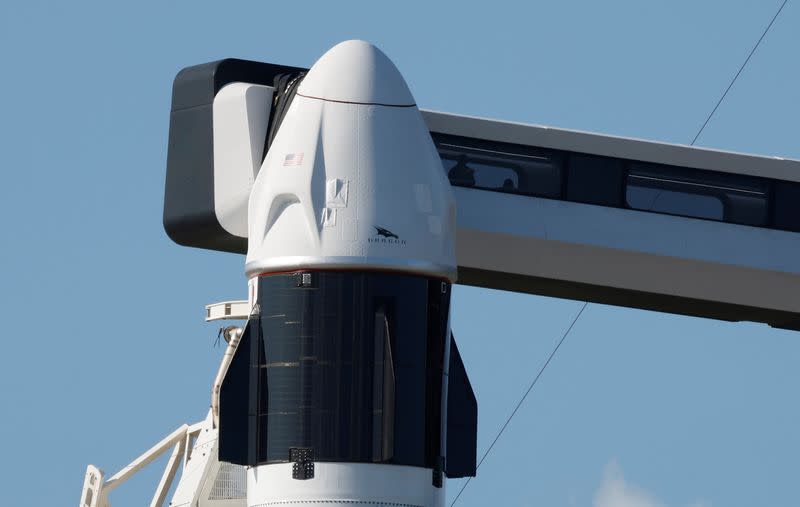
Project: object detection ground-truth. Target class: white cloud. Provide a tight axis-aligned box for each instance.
[592,460,710,507]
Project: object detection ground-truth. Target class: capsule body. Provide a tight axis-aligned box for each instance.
[220,40,467,507]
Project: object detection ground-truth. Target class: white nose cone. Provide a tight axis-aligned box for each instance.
[297,40,415,106]
[246,40,456,281]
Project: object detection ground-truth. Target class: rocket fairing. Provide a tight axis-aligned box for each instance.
[217,41,476,507]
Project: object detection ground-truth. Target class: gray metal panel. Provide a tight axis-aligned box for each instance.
[453,186,800,329]
[422,110,800,182]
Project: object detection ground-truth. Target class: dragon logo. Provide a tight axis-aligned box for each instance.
[369,226,406,245]
[373,226,399,240]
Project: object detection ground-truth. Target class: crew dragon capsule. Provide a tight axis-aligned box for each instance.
[215,41,477,506]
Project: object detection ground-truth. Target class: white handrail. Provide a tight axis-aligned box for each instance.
[79,421,205,507]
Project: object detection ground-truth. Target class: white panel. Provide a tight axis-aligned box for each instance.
[213,83,274,237]
[205,300,250,321]
[79,465,104,507]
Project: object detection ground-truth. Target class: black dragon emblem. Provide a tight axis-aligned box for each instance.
[374,226,399,240]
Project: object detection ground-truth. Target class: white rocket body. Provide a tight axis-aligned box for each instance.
[245,40,457,282]
[246,464,443,507]
[239,41,457,507]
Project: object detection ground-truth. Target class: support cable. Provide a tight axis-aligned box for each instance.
[449,302,589,506]
[690,0,789,146]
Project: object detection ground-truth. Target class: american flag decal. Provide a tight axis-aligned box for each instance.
[283,153,304,166]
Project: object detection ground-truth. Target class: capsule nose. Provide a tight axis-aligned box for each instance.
[297,40,416,106]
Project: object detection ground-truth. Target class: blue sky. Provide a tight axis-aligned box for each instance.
[1,1,799,506]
